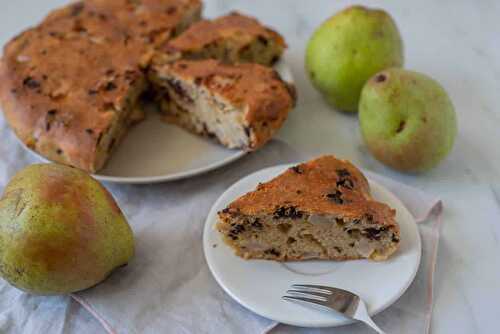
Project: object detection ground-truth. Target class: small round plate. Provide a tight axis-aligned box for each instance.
[19,61,294,184]
[203,164,421,328]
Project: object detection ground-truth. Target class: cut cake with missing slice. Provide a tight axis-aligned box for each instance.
[217,155,400,261]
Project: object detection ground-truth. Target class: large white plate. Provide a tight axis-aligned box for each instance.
[203,164,421,328]
[18,61,294,184]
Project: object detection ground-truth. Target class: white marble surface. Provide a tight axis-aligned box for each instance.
[1,0,500,333]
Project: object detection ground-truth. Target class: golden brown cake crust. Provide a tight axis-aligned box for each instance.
[165,11,286,60]
[151,59,295,149]
[0,0,202,172]
[223,155,398,229]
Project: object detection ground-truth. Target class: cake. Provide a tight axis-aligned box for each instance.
[0,0,202,173]
[158,12,286,66]
[149,59,295,149]
[0,1,294,173]
[217,156,400,261]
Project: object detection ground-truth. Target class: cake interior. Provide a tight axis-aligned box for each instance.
[155,76,251,149]
[217,210,400,261]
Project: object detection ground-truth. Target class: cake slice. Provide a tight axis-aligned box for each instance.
[149,59,295,150]
[156,12,286,66]
[217,156,400,261]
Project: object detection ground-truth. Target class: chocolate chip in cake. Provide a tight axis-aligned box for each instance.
[264,248,280,257]
[194,77,203,85]
[244,126,251,138]
[273,206,303,219]
[104,81,117,91]
[363,227,387,240]
[334,246,342,253]
[392,234,400,243]
[85,128,94,135]
[326,190,344,204]
[337,178,354,190]
[349,242,355,247]
[251,219,263,229]
[88,89,98,95]
[290,165,303,174]
[23,76,40,89]
[336,169,351,178]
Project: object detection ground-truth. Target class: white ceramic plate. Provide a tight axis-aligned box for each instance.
[18,61,294,184]
[203,164,421,328]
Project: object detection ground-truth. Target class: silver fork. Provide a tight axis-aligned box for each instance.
[283,284,386,334]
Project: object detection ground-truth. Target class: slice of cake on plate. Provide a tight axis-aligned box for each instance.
[157,12,286,66]
[217,155,400,261]
[149,59,296,150]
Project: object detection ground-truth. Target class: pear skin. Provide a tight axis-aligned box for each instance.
[306,5,404,112]
[359,68,457,172]
[0,164,134,295]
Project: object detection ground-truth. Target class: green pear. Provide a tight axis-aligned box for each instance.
[359,68,457,172]
[0,164,134,295]
[306,5,404,112]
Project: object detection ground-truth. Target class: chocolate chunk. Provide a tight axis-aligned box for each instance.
[23,77,40,89]
[326,190,344,204]
[363,227,387,240]
[290,165,303,174]
[104,81,117,91]
[273,206,303,219]
[336,169,351,178]
[167,79,193,103]
[251,219,263,229]
[337,178,354,190]
[230,224,246,236]
[264,248,281,257]
[85,128,94,135]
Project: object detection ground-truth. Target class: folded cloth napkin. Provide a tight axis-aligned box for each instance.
[0,132,442,333]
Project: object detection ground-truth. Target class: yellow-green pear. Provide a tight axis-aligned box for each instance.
[0,164,134,295]
[359,68,457,172]
[306,5,404,112]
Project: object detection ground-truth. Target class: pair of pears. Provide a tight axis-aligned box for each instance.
[306,6,457,172]
[0,164,134,295]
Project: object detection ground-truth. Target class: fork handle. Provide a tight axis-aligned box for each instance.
[353,300,386,334]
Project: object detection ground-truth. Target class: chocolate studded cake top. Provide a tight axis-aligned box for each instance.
[222,155,398,229]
